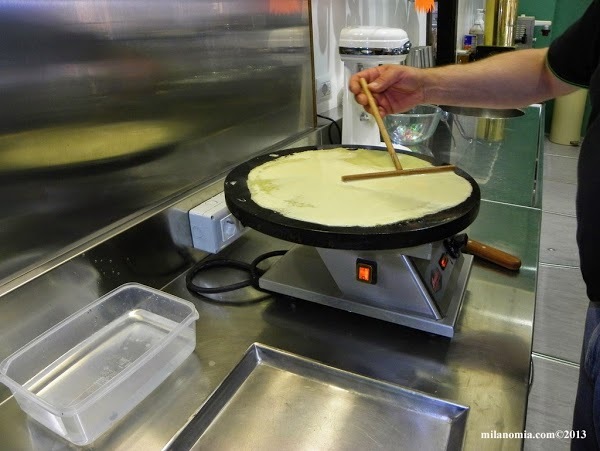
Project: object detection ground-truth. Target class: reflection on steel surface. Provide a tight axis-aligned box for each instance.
[0,0,313,283]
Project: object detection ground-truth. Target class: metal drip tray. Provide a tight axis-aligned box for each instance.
[167,344,469,451]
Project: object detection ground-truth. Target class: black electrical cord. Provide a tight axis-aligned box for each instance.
[185,250,288,296]
[249,250,288,289]
[317,114,342,144]
[186,259,253,295]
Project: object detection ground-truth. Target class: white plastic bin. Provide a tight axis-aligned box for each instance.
[0,283,199,445]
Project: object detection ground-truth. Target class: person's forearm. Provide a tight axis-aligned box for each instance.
[421,48,576,108]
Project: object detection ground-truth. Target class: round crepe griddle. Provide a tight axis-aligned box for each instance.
[224,145,481,250]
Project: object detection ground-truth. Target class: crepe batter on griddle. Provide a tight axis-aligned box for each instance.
[247,148,473,227]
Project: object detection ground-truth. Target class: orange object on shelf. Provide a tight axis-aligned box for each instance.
[414,0,435,13]
[269,0,303,15]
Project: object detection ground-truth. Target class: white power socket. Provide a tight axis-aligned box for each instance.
[189,192,246,253]
[315,75,332,102]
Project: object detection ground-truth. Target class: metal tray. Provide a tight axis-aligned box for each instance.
[168,344,469,450]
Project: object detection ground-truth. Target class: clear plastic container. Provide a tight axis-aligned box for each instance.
[0,283,199,445]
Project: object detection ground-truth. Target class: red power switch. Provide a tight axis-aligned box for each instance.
[430,268,442,293]
[439,253,449,270]
[356,259,377,284]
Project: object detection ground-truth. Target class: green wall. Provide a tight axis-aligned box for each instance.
[517,0,593,133]
[518,0,555,49]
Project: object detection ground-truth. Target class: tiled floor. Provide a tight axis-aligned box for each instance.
[524,138,587,451]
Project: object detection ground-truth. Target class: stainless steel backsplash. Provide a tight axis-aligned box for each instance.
[0,0,313,285]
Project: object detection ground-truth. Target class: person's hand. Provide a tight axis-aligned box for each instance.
[349,65,426,116]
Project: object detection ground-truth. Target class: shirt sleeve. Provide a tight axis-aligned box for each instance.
[547,0,600,88]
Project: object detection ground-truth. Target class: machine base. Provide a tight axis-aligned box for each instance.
[260,245,473,338]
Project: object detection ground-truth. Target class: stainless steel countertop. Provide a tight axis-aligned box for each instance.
[0,106,544,450]
[0,199,540,450]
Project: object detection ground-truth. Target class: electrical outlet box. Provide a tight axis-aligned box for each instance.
[189,192,246,253]
[515,15,535,49]
[315,75,332,102]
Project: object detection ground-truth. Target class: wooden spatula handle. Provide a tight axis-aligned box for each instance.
[359,78,403,171]
[465,239,522,271]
